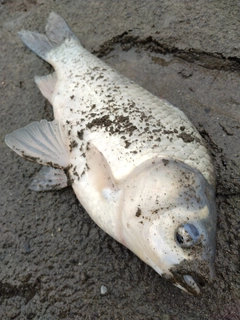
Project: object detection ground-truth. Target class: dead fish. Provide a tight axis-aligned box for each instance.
[5,12,217,294]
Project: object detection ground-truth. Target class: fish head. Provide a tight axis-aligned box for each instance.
[121,157,217,294]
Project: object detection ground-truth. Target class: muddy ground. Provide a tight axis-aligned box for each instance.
[0,0,240,319]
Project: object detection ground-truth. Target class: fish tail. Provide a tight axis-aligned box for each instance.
[18,12,78,62]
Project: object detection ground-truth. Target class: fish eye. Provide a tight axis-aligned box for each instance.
[175,223,200,248]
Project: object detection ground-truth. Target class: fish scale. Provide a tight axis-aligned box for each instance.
[51,50,214,183]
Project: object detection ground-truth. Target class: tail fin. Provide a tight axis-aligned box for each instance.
[18,12,78,61]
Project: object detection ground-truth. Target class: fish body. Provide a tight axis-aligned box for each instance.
[5,13,217,294]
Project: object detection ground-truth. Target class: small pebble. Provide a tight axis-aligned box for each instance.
[100,285,107,295]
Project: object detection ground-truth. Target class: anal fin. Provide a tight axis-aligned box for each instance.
[5,119,69,168]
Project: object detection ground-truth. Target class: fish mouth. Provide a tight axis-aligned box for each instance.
[183,274,202,294]
[170,259,215,295]
[173,274,206,295]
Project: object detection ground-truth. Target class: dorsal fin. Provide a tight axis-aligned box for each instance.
[35,72,57,104]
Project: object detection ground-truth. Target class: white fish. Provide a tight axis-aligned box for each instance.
[5,12,217,294]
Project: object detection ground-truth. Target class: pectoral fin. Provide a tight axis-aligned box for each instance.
[5,119,69,168]
[85,143,119,201]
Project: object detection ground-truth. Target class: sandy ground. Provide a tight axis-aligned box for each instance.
[1,1,240,319]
